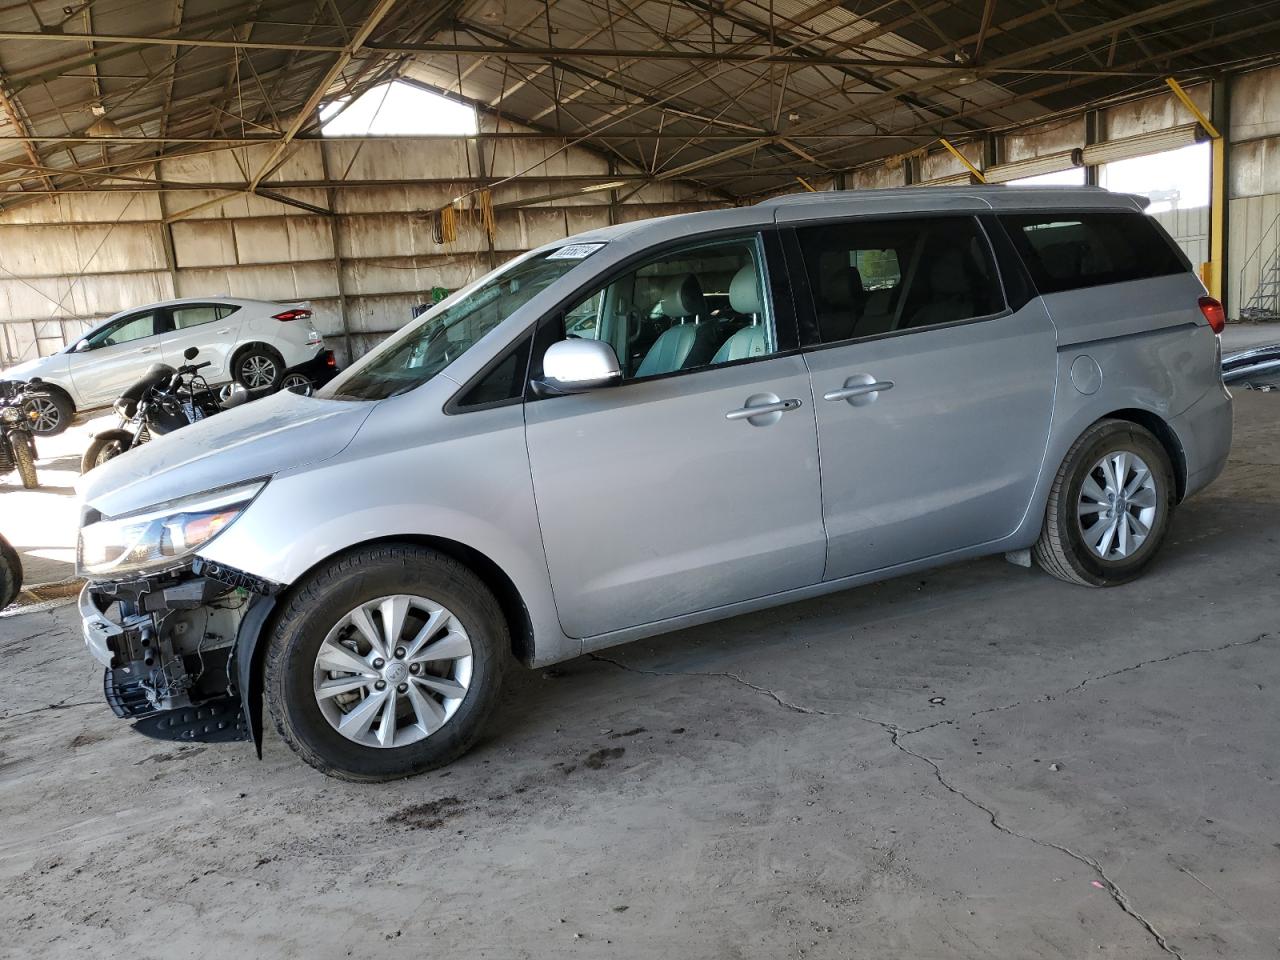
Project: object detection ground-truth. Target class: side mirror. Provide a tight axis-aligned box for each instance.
[533,339,621,396]
[74,339,90,353]
[183,346,199,360]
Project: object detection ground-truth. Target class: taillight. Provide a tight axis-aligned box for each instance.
[1198,296,1225,335]
[325,353,336,367]
[272,308,312,321]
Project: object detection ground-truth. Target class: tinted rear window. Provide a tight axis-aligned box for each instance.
[793,215,1005,344]
[1000,211,1188,295]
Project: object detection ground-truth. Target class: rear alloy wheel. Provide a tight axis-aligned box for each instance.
[235,349,282,390]
[280,372,313,395]
[265,544,508,781]
[1034,419,1173,587]
[24,392,72,436]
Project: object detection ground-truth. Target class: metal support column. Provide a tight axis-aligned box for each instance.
[1166,76,1226,303]
[1212,75,1231,313]
[1084,110,1100,187]
[319,143,354,364]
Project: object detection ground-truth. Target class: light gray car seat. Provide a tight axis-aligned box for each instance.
[636,275,715,376]
[711,264,770,363]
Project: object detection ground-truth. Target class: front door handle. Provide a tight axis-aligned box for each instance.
[215,327,231,334]
[725,395,802,423]
[139,346,158,354]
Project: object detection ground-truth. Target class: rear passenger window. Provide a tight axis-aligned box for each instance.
[556,236,777,380]
[999,211,1186,294]
[170,305,219,329]
[795,216,1005,344]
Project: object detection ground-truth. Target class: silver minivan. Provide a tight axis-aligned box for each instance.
[75,186,1232,780]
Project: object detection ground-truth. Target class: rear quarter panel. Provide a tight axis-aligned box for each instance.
[1011,274,1224,543]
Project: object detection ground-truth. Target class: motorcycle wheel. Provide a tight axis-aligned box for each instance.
[81,431,133,474]
[12,433,37,489]
[0,534,21,609]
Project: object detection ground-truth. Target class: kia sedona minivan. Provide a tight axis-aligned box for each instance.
[75,186,1232,781]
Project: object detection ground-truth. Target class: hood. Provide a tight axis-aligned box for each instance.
[2,353,62,381]
[77,389,375,518]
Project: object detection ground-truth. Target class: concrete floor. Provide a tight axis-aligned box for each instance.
[1,395,1278,960]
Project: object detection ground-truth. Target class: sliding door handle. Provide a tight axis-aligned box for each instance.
[824,379,894,403]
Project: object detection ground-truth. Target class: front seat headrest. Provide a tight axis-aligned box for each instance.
[728,264,762,316]
[658,275,706,318]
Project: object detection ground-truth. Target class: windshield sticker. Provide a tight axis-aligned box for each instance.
[547,242,606,260]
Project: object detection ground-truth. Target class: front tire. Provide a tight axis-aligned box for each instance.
[24,390,72,436]
[1033,419,1174,587]
[11,433,37,489]
[81,430,133,474]
[264,544,509,781]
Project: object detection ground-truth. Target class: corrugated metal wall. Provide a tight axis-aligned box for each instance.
[0,131,724,368]
[7,61,1280,369]
[1151,206,1210,267]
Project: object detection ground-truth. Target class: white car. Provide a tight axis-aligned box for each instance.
[3,297,326,434]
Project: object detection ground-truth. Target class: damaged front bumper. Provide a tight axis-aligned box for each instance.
[78,559,279,745]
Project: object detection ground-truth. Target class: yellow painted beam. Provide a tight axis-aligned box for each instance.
[1166,76,1224,300]
[1207,133,1225,301]
[795,176,817,192]
[1164,76,1221,139]
[938,138,986,183]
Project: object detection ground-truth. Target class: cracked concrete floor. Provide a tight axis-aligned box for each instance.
[2,392,1278,960]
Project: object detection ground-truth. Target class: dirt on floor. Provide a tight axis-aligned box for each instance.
[0,392,1278,960]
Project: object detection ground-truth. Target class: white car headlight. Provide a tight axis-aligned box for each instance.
[77,481,264,580]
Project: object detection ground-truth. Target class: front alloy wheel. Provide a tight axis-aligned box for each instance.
[313,595,474,749]
[264,544,508,781]
[24,393,71,436]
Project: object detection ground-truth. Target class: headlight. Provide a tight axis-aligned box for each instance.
[0,406,19,423]
[77,481,264,580]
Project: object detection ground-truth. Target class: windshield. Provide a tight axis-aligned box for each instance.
[326,250,591,401]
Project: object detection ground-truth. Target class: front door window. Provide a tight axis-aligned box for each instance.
[555,236,777,380]
[86,312,158,349]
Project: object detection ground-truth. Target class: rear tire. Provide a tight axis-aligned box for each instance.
[1033,419,1174,587]
[24,390,72,436]
[12,433,37,489]
[264,544,509,781]
[81,431,133,474]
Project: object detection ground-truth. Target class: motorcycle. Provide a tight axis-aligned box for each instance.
[81,347,249,474]
[0,378,44,489]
